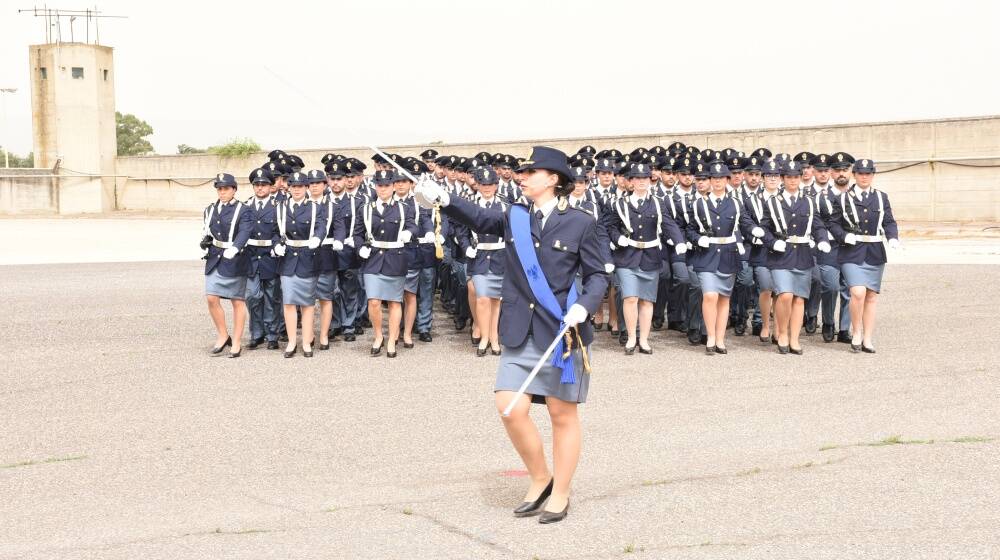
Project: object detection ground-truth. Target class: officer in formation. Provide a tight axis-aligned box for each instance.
[203,144,900,358]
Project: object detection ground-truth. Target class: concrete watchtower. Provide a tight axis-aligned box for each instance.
[29,42,117,213]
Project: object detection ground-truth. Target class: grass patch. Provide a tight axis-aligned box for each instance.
[1,454,88,469]
[821,434,994,451]
[736,467,762,477]
[623,543,635,553]
[792,461,814,469]
[952,436,994,444]
[402,507,413,515]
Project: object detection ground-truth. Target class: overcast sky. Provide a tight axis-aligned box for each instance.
[1,0,999,157]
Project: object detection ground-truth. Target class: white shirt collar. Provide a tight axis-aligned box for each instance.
[782,191,800,203]
[709,192,726,204]
[533,197,559,219]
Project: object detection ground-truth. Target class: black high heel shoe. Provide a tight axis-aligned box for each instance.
[491,346,502,356]
[705,345,716,355]
[403,340,414,349]
[759,334,770,344]
[778,345,790,354]
[851,342,862,353]
[861,345,876,354]
[513,479,553,518]
[283,345,296,358]
[624,344,636,355]
[714,346,728,355]
[538,499,569,524]
[476,346,488,357]
[386,345,397,358]
[371,340,384,356]
[229,347,242,358]
[318,341,330,351]
[638,344,652,355]
[471,331,481,346]
[790,346,803,355]
[303,344,313,358]
[211,336,232,354]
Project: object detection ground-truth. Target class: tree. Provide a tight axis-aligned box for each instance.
[208,138,261,158]
[116,112,154,156]
[177,144,207,154]
[0,147,34,168]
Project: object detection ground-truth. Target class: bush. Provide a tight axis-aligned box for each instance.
[208,138,262,158]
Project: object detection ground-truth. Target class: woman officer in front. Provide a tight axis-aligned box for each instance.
[274,171,327,358]
[415,146,609,524]
[356,169,418,358]
[202,173,253,357]
[755,160,831,354]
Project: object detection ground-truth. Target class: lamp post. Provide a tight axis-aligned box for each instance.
[0,88,18,168]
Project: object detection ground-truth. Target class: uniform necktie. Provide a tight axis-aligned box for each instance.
[535,210,543,223]
[790,195,797,206]
[862,191,869,202]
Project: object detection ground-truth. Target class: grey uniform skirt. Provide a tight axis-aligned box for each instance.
[364,273,405,303]
[472,273,503,299]
[205,269,246,301]
[496,336,590,404]
[841,262,885,293]
[771,268,811,298]
[316,271,338,301]
[281,275,318,306]
[697,271,735,297]
[404,269,420,294]
[615,267,659,301]
[754,266,775,292]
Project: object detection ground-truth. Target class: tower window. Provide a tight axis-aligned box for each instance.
[39,67,47,79]
[71,67,84,79]
[103,69,108,81]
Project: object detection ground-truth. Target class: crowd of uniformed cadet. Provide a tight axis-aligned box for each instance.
[202,142,899,359]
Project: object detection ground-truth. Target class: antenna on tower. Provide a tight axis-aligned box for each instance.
[18,5,127,45]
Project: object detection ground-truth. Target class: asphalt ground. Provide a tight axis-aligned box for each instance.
[1,257,998,559]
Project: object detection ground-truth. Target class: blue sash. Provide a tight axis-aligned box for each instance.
[509,204,578,384]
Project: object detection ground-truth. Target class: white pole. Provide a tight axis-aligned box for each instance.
[0,88,17,168]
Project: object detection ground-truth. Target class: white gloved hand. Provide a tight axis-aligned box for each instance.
[751,226,765,238]
[675,243,687,255]
[421,231,436,243]
[414,179,450,209]
[344,237,355,248]
[844,233,857,245]
[773,239,787,252]
[273,244,286,257]
[307,236,321,249]
[222,246,238,259]
[736,243,745,256]
[617,235,629,247]
[697,236,710,248]
[358,246,372,259]
[465,247,477,259]
[331,240,344,251]
[399,230,413,243]
[817,241,831,253]
[604,263,615,273]
[888,238,901,250]
[562,303,589,327]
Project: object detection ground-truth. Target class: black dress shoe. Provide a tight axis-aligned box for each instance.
[318,342,330,351]
[354,326,365,335]
[386,349,397,358]
[618,331,628,345]
[705,345,716,355]
[303,346,314,358]
[700,334,708,345]
[668,321,684,332]
[851,343,862,353]
[638,344,652,355]
[267,341,279,350]
[476,347,488,357]
[751,324,762,336]
[822,324,835,343]
[837,330,852,344]
[734,323,746,336]
[687,329,702,345]
[790,347,803,355]
[862,345,876,354]
[652,318,664,330]
[247,337,265,349]
[454,319,467,331]
[284,347,296,358]
[278,333,289,342]
[331,327,344,337]
[361,318,372,328]
[371,341,384,356]
[513,479,553,517]
[418,332,433,343]
[344,333,356,342]
[229,348,242,358]
[210,336,232,354]
[714,346,728,355]
[538,500,569,524]
[778,345,790,354]
[805,316,818,334]
[624,345,636,355]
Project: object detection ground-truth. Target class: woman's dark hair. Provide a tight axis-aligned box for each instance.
[553,174,574,197]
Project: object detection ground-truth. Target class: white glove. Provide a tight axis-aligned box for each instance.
[421,231,436,243]
[222,246,238,259]
[399,230,413,243]
[330,240,344,251]
[675,243,687,255]
[344,237,355,248]
[273,244,286,257]
[817,241,831,253]
[844,233,857,245]
[358,246,372,259]
[414,179,450,209]
[617,235,629,247]
[697,236,710,248]
[686,242,693,251]
[562,303,589,327]
[465,247,477,259]
[751,226,765,238]
[736,243,745,256]
[604,263,615,273]
[888,238,901,250]
[773,239,787,252]
[307,236,321,249]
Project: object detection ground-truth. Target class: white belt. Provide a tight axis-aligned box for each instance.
[320,238,339,246]
[417,238,435,244]
[856,234,883,243]
[626,238,661,249]
[705,236,736,245]
[476,242,506,251]
[370,240,404,249]
[211,239,233,249]
[285,239,310,248]
[786,235,812,244]
[246,239,272,247]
